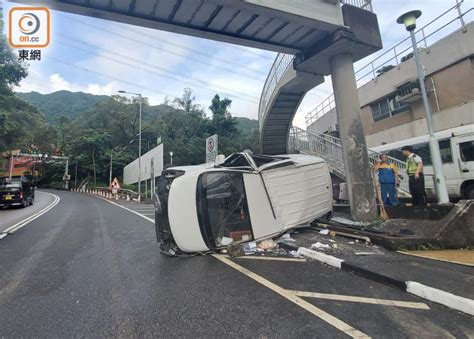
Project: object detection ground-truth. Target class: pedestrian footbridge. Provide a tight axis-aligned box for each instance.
[258,1,382,155]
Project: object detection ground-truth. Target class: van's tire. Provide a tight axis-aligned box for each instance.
[464,183,474,200]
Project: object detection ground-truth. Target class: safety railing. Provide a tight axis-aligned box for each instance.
[341,0,373,12]
[258,53,293,123]
[305,0,472,127]
[288,126,411,196]
[259,0,376,124]
[71,186,143,202]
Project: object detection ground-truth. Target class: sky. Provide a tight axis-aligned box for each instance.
[2,0,472,128]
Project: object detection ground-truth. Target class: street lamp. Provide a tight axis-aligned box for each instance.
[397,10,449,204]
[119,90,143,199]
[169,151,174,165]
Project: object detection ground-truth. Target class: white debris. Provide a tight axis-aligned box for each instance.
[319,229,330,235]
[354,252,378,256]
[311,242,331,250]
[221,237,234,246]
[281,234,296,242]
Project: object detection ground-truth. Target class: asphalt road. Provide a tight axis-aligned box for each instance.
[0,190,472,338]
[0,190,56,233]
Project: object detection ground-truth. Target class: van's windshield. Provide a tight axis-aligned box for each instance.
[197,172,253,248]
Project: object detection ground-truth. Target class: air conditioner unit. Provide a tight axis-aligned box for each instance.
[396,86,422,104]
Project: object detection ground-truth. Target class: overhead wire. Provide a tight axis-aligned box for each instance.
[66,16,267,81]
[56,35,259,102]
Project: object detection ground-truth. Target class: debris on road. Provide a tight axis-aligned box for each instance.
[257,239,276,250]
[311,242,331,250]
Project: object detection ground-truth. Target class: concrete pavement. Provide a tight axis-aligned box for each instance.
[0,190,472,338]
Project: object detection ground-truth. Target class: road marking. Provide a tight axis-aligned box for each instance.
[212,254,369,338]
[237,256,307,262]
[98,197,154,223]
[398,250,474,267]
[292,291,430,309]
[0,191,60,236]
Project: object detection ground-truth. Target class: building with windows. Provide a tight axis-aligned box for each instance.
[306,20,473,148]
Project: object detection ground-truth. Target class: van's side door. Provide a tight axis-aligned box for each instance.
[456,134,474,180]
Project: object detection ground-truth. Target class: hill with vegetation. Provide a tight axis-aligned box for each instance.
[16,90,109,123]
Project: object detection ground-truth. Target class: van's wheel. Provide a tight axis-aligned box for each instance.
[464,184,474,200]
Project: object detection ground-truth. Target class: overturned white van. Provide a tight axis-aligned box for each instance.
[153,153,333,255]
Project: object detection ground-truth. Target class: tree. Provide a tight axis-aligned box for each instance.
[0,32,28,89]
[208,94,237,137]
[173,88,204,116]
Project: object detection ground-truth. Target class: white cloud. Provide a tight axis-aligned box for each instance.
[49,73,72,91]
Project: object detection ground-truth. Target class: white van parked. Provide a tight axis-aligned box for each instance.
[153,153,333,255]
[372,125,474,200]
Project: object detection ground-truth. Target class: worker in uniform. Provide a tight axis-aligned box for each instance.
[402,145,426,206]
[373,153,399,205]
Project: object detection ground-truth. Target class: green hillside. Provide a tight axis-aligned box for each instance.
[16,90,109,123]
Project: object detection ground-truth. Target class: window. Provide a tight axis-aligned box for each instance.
[460,141,474,162]
[386,139,452,166]
[370,94,410,122]
[197,172,252,248]
[220,153,252,169]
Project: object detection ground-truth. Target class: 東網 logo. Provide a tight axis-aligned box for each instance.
[9,7,50,48]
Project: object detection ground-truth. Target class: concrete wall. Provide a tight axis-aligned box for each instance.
[365,101,474,147]
[123,144,163,185]
[307,22,474,146]
[359,22,474,107]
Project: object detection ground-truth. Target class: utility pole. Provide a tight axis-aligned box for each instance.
[8,154,14,181]
[64,158,69,190]
[397,10,450,204]
[109,150,113,187]
[75,162,78,190]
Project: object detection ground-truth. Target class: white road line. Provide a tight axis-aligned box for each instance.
[212,254,369,338]
[98,197,154,223]
[237,256,307,262]
[406,281,474,316]
[1,191,60,236]
[293,291,430,310]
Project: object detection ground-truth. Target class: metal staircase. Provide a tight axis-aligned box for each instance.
[288,127,411,197]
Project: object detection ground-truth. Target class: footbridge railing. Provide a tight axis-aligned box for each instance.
[288,127,411,196]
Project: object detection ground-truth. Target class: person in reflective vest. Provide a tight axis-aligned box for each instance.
[402,145,427,206]
[373,154,399,205]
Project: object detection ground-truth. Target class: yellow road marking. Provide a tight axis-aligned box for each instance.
[292,291,430,309]
[212,254,370,338]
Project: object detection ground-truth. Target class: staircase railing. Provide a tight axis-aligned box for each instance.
[289,126,411,196]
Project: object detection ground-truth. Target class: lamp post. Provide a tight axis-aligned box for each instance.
[130,138,150,151]
[169,151,174,165]
[397,10,449,204]
[119,90,143,199]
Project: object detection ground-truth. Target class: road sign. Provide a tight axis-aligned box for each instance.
[109,177,121,190]
[206,134,218,163]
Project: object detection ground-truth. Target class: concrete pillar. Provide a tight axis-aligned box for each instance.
[329,53,377,222]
